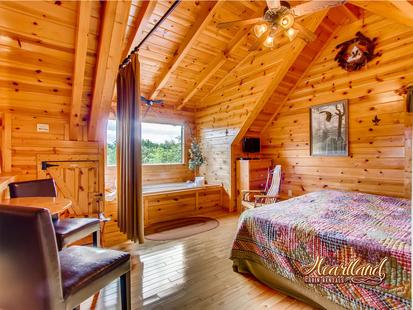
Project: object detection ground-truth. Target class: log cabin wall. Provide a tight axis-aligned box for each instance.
[256,13,413,199]
[0,1,103,181]
[196,8,350,211]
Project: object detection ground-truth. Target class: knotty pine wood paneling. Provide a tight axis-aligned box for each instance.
[196,11,330,211]
[0,1,107,221]
[0,1,101,126]
[4,113,102,183]
[260,14,413,199]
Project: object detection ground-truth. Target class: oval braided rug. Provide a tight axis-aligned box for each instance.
[145,217,219,241]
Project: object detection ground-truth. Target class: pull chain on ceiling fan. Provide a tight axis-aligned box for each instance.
[217,0,345,50]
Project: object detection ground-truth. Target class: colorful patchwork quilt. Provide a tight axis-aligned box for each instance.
[231,190,411,309]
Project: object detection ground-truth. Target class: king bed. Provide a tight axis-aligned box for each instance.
[231,190,411,309]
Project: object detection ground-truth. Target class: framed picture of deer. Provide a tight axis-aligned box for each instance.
[310,100,348,156]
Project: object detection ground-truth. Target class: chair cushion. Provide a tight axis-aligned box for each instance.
[54,218,100,249]
[59,246,130,298]
[54,218,100,236]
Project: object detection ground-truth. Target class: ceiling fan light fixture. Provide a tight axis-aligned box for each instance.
[263,34,275,48]
[279,13,294,29]
[254,23,268,38]
[286,27,298,41]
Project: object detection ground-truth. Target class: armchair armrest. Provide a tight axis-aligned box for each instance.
[254,194,280,205]
[240,190,264,193]
[240,190,265,202]
[254,194,280,199]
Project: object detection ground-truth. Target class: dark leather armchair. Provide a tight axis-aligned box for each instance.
[0,205,131,310]
[8,178,101,250]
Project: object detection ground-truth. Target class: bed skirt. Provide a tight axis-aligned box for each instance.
[232,258,345,310]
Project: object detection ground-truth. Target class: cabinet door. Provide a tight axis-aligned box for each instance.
[38,158,100,215]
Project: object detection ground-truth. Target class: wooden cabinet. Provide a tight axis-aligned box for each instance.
[236,159,272,212]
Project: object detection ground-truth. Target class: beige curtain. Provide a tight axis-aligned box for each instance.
[116,53,144,243]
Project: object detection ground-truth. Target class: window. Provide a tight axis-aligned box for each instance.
[106,119,117,166]
[106,120,184,166]
[142,122,183,165]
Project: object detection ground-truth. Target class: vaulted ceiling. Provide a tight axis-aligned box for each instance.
[124,0,413,114]
[1,1,413,143]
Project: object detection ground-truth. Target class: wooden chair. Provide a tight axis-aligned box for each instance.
[241,165,281,210]
[0,205,131,310]
[8,178,101,250]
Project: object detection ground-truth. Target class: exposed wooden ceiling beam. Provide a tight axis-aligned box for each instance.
[88,0,131,142]
[177,26,250,110]
[233,10,328,145]
[350,0,413,28]
[121,0,157,59]
[69,1,92,141]
[149,1,222,100]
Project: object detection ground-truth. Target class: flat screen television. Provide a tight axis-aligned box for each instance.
[242,137,260,153]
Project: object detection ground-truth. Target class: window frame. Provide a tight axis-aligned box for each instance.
[106,120,186,167]
[141,121,185,166]
[106,119,117,167]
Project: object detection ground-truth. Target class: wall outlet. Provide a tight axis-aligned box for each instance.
[288,189,293,197]
[37,123,49,132]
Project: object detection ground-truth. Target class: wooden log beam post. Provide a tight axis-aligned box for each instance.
[88,0,131,142]
[149,1,222,100]
[69,1,92,141]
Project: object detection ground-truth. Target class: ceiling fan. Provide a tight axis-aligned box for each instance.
[217,0,345,51]
[141,96,164,119]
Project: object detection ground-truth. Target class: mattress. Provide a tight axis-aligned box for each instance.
[231,190,411,309]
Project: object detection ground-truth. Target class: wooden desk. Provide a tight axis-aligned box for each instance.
[1,197,72,216]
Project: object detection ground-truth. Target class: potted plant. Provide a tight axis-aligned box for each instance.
[188,137,205,185]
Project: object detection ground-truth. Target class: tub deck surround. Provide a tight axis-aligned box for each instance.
[142,182,219,194]
[143,183,223,227]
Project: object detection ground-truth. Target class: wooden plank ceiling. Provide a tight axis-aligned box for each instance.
[1,0,413,143]
[122,0,413,117]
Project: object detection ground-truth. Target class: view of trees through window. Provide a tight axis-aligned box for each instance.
[106,120,184,166]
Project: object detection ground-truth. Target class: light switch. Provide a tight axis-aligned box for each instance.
[37,123,49,132]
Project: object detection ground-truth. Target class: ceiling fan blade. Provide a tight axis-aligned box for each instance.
[217,17,262,29]
[249,28,276,51]
[293,22,317,42]
[292,0,346,16]
[143,105,151,120]
[266,0,281,9]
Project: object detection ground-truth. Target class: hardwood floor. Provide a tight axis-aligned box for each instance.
[81,211,314,310]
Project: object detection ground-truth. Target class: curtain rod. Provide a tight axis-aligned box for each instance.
[119,0,182,69]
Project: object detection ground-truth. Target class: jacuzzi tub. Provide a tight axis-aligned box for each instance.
[142,182,223,226]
